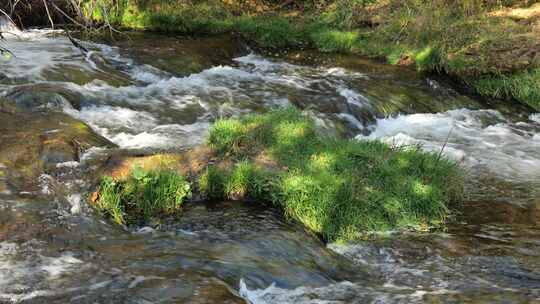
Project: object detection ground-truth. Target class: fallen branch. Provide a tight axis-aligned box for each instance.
[66,30,88,54]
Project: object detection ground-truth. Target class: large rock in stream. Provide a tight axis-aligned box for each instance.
[4,83,85,111]
[0,98,114,194]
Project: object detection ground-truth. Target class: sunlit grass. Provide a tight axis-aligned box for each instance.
[473,69,540,110]
[205,108,463,241]
[95,167,191,225]
[311,29,359,53]
[95,108,463,239]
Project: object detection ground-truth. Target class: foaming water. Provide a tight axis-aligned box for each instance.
[358,109,540,184]
[531,113,540,124]
[1,32,488,149]
[0,30,91,81]
[242,214,540,304]
[0,199,354,303]
[0,241,84,302]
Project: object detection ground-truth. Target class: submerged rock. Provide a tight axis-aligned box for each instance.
[0,98,114,193]
[4,83,85,112]
[107,33,248,77]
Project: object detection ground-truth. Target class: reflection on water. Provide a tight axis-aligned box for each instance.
[0,30,539,303]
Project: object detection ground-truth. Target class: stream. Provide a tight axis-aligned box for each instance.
[0,28,539,303]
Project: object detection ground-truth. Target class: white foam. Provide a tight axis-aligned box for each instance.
[64,105,180,148]
[357,109,540,182]
[39,253,83,276]
[135,227,156,234]
[238,279,444,304]
[0,29,93,80]
[131,65,168,83]
[67,194,82,214]
[0,242,83,290]
[110,131,174,149]
[234,53,296,72]
[337,113,365,130]
[75,105,157,130]
[38,174,55,195]
[56,161,80,168]
[0,16,21,37]
[108,122,209,149]
[530,113,540,124]
[325,67,368,79]
[338,86,371,109]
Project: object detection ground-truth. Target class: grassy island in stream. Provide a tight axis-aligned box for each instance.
[64,0,540,111]
[94,108,463,242]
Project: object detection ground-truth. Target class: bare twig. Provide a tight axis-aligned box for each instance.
[0,7,17,29]
[436,127,454,163]
[51,1,88,30]
[66,30,88,54]
[42,0,55,30]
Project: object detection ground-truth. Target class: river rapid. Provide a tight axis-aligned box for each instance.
[0,28,539,303]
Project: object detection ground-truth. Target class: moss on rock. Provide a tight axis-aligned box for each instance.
[0,98,113,192]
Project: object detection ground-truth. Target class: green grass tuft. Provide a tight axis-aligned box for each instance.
[473,69,540,111]
[233,16,307,49]
[311,29,359,53]
[97,176,125,225]
[95,167,191,225]
[199,162,277,201]
[199,166,228,200]
[206,108,463,241]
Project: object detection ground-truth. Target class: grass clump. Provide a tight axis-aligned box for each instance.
[311,29,359,53]
[233,16,308,49]
[199,162,277,201]
[205,108,463,242]
[472,69,540,110]
[83,0,234,34]
[95,166,191,225]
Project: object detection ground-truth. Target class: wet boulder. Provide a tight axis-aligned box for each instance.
[4,83,85,112]
[109,33,248,77]
[0,100,114,193]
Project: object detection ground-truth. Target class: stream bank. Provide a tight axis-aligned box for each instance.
[39,0,540,111]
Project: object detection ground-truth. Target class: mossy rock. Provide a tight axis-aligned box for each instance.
[4,83,86,112]
[0,100,114,192]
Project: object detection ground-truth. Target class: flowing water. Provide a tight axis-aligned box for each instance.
[0,28,539,303]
